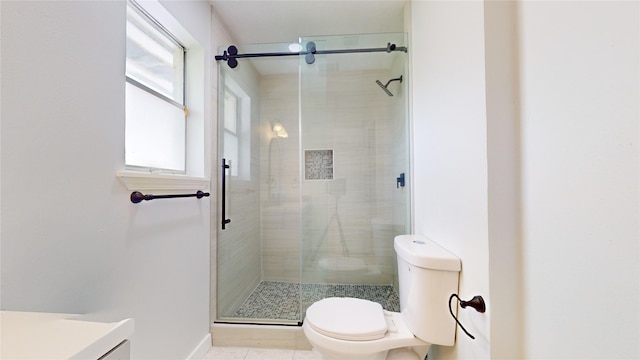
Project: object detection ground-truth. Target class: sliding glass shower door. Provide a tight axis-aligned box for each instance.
[299,33,410,307]
[216,42,303,325]
[215,33,409,325]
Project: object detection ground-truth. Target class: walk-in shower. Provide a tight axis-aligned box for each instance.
[215,33,410,326]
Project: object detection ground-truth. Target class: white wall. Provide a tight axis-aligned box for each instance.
[411,0,639,359]
[0,1,212,359]
[410,1,491,358]
[484,1,523,358]
[518,1,639,358]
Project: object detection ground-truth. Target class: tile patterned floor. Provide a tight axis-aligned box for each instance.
[232,281,400,321]
[204,346,322,360]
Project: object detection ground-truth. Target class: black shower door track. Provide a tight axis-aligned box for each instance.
[215,41,408,69]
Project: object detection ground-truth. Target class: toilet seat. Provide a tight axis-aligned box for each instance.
[305,297,388,341]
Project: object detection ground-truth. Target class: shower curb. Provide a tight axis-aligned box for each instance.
[210,323,312,350]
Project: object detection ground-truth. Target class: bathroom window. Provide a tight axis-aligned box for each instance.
[125,0,187,173]
[221,76,251,180]
[223,90,239,177]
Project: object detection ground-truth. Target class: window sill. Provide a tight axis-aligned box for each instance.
[116,170,210,192]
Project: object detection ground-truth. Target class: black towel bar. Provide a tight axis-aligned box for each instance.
[130,190,210,204]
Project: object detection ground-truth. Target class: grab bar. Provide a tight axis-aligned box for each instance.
[221,158,231,229]
[130,190,209,203]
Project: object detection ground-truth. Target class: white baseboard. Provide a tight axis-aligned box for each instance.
[186,333,212,360]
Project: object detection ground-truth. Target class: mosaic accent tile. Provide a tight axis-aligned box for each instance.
[233,281,400,321]
[304,150,333,180]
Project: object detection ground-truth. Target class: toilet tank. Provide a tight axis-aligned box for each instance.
[394,235,461,346]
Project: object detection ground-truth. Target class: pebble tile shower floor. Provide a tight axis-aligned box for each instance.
[233,281,400,321]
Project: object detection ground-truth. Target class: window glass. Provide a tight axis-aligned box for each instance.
[223,89,239,176]
[221,75,251,180]
[223,132,239,177]
[125,0,186,173]
[224,91,238,133]
[125,82,185,170]
[126,2,184,103]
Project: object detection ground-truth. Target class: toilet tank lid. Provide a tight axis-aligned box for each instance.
[394,235,461,271]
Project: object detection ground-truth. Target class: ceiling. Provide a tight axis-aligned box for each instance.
[209,0,406,45]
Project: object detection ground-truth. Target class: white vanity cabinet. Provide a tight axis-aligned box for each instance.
[98,340,130,360]
[0,311,134,359]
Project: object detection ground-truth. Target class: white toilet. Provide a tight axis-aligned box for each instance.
[303,235,461,360]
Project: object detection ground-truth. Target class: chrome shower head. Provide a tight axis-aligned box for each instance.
[375,75,403,96]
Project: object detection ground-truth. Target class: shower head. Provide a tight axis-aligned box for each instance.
[376,80,393,96]
[375,75,403,96]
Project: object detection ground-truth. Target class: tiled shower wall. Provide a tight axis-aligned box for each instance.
[259,73,301,283]
[259,66,407,285]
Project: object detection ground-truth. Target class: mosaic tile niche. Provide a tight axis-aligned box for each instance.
[304,149,333,180]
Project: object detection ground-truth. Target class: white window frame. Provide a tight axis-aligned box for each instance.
[125,0,187,174]
[117,0,208,191]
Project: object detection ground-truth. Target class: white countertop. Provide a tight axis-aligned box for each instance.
[0,311,134,359]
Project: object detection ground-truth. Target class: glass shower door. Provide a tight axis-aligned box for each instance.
[299,33,410,315]
[216,43,303,325]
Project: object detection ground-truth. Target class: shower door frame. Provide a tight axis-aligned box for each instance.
[215,42,304,326]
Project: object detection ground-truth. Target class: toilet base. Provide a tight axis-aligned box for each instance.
[317,350,388,360]
[387,347,424,360]
[315,347,424,360]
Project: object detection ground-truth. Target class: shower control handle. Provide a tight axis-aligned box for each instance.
[397,173,405,188]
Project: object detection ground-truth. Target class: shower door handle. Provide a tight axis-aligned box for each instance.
[221,158,231,230]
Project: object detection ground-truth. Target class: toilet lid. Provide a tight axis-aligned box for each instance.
[305,297,388,341]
